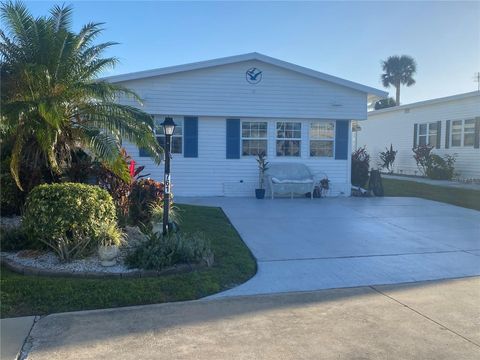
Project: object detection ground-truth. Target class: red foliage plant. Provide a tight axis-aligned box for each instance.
[412,145,434,176]
[129,178,165,225]
[96,149,149,223]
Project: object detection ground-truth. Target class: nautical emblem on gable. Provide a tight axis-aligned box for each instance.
[246,67,263,84]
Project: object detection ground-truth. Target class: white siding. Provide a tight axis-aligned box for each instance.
[113,58,370,196]
[115,60,367,120]
[124,117,351,197]
[357,93,480,179]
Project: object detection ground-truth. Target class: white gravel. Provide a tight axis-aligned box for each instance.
[1,250,139,274]
[0,220,147,274]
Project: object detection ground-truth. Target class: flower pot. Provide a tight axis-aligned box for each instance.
[152,222,163,234]
[255,189,266,199]
[98,245,119,267]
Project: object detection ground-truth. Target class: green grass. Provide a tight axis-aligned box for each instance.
[0,205,257,318]
[383,178,480,211]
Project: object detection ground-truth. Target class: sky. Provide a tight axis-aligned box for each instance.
[15,1,480,105]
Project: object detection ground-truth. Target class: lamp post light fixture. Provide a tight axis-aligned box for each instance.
[161,117,176,235]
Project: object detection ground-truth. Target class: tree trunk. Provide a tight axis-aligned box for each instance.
[395,83,400,106]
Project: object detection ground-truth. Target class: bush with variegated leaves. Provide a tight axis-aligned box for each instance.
[22,183,120,261]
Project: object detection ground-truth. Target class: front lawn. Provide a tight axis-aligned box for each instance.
[383,178,480,211]
[0,204,256,318]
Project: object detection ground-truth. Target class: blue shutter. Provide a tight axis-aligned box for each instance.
[475,117,480,149]
[436,121,441,149]
[445,120,450,149]
[139,147,149,157]
[226,119,241,159]
[184,116,198,157]
[335,120,349,160]
[413,124,418,147]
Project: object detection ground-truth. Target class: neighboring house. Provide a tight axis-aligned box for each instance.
[106,52,386,196]
[355,91,480,179]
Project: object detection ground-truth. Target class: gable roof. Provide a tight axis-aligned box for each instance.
[103,52,387,101]
[368,91,480,116]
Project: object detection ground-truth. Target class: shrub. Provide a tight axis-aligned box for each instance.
[378,144,398,173]
[351,146,370,187]
[374,97,396,110]
[412,145,456,180]
[426,154,456,180]
[125,230,214,271]
[412,145,434,176]
[22,183,119,261]
[0,226,30,251]
[129,178,164,225]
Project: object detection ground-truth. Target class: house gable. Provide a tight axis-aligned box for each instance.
[114,59,372,120]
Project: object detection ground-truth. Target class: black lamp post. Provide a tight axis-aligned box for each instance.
[161,117,176,235]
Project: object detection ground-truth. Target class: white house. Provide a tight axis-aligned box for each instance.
[356,91,480,179]
[105,53,386,196]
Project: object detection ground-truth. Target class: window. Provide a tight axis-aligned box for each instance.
[155,117,183,154]
[428,122,438,147]
[417,122,437,147]
[276,122,301,156]
[451,119,475,147]
[464,119,475,146]
[241,121,267,156]
[418,124,427,146]
[310,121,334,157]
[451,120,462,147]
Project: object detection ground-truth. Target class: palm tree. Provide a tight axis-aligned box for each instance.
[381,55,417,105]
[0,1,163,190]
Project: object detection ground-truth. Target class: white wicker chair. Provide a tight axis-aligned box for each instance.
[264,163,318,199]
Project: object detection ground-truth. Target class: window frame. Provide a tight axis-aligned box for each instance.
[275,121,302,157]
[241,120,268,157]
[417,122,437,147]
[309,120,335,158]
[154,116,183,154]
[450,119,475,148]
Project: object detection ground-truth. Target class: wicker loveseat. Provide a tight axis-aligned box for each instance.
[264,163,317,199]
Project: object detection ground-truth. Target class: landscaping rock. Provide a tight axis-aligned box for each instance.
[0,251,138,275]
[119,225,148,261]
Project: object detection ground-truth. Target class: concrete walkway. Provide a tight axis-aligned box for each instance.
[179,197,480,297]
[24,277,480,360]
[383,174,480,190]
[0,316,35,360]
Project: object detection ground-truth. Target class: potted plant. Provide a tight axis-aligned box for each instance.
[255,152,269,199]
[97,223,124,267]
[149,202,181,234]
[320,177,330,197]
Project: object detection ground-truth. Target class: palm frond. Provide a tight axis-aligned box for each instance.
[49,3,73,32]
[75,22,105,50]
[82,128,119,163]
[1,2,162,190]
[81,41,118,64]
[79,57,119,79]
[10,129,26,190]
[0,1,32,43]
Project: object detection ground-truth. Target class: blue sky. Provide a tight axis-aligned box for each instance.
[20,1,480,104]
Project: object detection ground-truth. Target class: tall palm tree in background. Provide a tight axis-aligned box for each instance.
[0,1,162,190]
[381,55,417,105]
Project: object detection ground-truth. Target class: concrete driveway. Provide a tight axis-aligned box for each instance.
[179,197,480,297]
[25,277,480,360]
